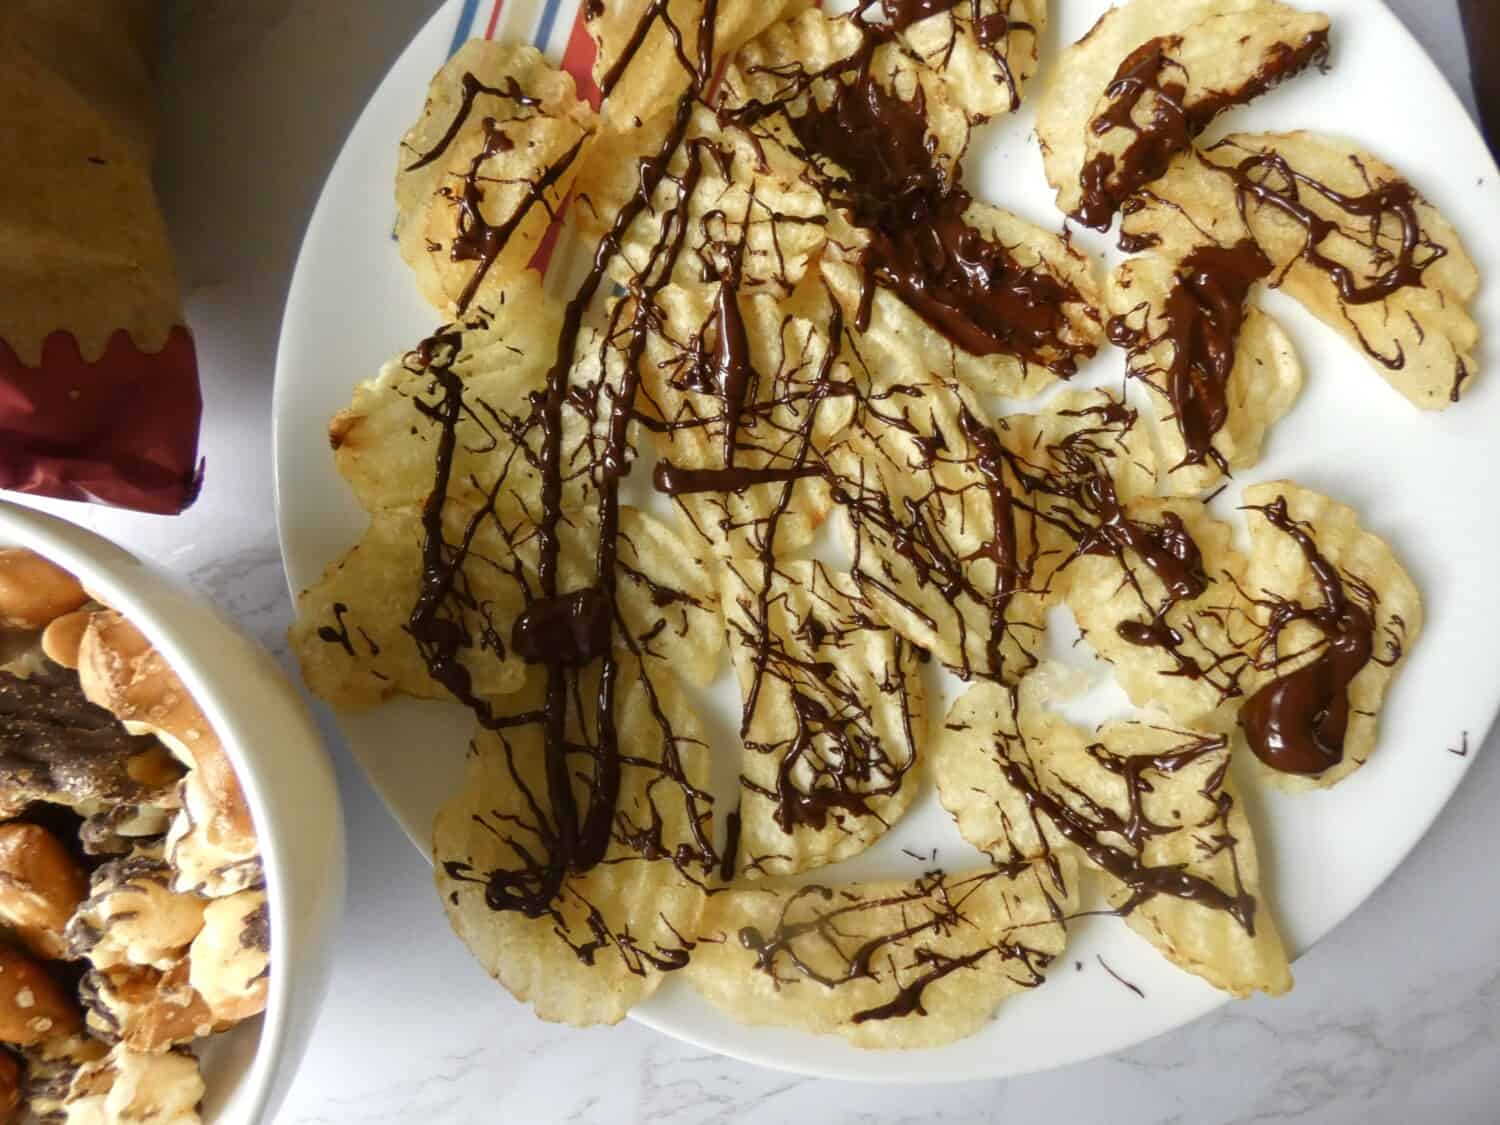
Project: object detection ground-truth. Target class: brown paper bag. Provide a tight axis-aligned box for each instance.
[0,0,202,514]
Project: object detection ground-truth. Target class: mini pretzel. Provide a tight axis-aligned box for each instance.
[0,947,80,1046]
[0,824,88,960]
[77,611,259,896]
[188,891,269,1024]
[0,551,87,631]
[40,610,92,670]
[80,962,221,1052]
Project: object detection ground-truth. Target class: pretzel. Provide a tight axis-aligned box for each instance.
[0,946,79,1046]
[0,823,87,960]
[0,551,87,631]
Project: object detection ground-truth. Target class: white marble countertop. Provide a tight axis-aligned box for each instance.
[22,2,1497,1121]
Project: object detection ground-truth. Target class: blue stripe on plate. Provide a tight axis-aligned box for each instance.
[533,0,565,49]
[448,0,483,56]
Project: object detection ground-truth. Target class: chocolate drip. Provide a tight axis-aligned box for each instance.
[1075,30,1329,230]
[1109,240,1272,470]
[1237,497,1380,776]
[786,66,1089,376]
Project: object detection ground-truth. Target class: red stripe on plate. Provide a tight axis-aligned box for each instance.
[484,0,505,39]
[560,4,601,110]
[528,188,575,277]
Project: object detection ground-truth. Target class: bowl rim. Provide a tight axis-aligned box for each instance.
[0,498,345,1124]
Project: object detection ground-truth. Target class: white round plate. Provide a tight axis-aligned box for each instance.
[275,0,1500,1083]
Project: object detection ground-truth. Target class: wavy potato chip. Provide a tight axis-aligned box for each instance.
[587,0,811,124]
[1061,496,1256,728]
[1107,249,1303,495]
[934,678,1291,996]
[687,859,1076,1048]
[329,276,560,516]
[825,337,1053,684]
[721,559,923,878]
[888,0,1048,122]
[638,281,851,558]
[292,503,529,708]
[293,497,719,709]
[434,661,713,1025]
[719,7,972,192]
[396,41,595,315]
[1235,480,1422,790]
[1037,0,1329,228]
[573,102,828,299]
[1204,132,1480,408]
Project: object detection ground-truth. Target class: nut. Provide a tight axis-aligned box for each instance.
[0,824,88,960]
[40,609,91,670]
[0,550,87,631]
[0,946,80,1046]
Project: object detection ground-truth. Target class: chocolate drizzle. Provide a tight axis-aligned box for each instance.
[1220,143,1448,372]
[1075,29,1329,230]
[1237,497,1386,776]
[738,870,1056,1023]
[992,703,1255,931]
[1109,240,1272,471]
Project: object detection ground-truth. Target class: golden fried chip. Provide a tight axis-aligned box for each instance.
[433,662,713,1026]
[1037,0,1329,229]
[825,347,1051,684]
[720,559,923,878]
[819,213,1103,403]
[934,678,1291,996]
[1236,480,1422,790]
[687,859,1076,1048]
[292,504,529,709]
[329,275,559,516]
[1061,496,1255,728]
[1108,246,1303,496]
[573,103,827,298]
[587,0,810,125]
[889,0,1048,122]
[293,497,719,709]
[1204,132,1480,408]
[396,41,595,315]
[719,7,972,200]
[639,282,850,559]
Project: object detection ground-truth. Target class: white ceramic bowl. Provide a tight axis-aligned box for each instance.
[0,500,344,1124]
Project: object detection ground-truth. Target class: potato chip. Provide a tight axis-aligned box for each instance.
[396,41,595,315]
[934,678,1291,996]
[329,275,560,516]
[1107,247,1303,496]
[888,0,1048,122]
[573,102,828,299]
[587,0,811,125]
[292,504,529,709]
[433,661,713,1026]
[1060,496,1256,728]
[720,559,923,878]
[1235,480,1422,790]
[686,859,1076,1048]
[1037,0,1329,229]
[292,496,719,709]
[818,205,1104,401]
[718,7,972,199]
[823,334,1052,684]
[638,281,850,559]
[1203,132,1480,408]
